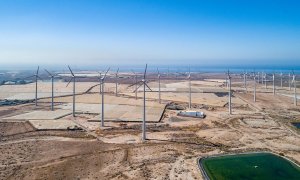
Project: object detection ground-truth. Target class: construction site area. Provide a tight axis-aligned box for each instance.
[0,70,299,179]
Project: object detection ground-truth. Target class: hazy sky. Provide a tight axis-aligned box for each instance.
[0,0,300,67]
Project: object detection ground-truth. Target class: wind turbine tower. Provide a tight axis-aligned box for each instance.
[115,68,119,96]
[254,74,256,102]
[98,71,102,94]
[293,73,297,106]
[264,73,267,89]
[243,71,247,93]
[44,69,55,111]
[157,68,161,104]
[142,64,148,141]
[289,73,291,91]
[188,67,191,109]
[100,68,110,127]
[26,66,41,107]
[228,70,232,114]
[132,70,138,100]
[273,73,275,95]
[66,66,76,117]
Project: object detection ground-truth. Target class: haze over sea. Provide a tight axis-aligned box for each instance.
[1,1,300,73]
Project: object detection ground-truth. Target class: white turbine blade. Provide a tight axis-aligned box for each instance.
[128,80,141,88]
[143,64,148,79]
[157,67,160,75]
[36,66,40,76]
[144,82,152,91]
[116,67,119,75]
[36,75,43,80]
[131,69,136,75]
[134,82,143,92]
[44,69,53,77]
[103,67,110,80]
[66,77,74,87]
[68,65,75,77]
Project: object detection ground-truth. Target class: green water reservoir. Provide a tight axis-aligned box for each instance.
[200,152,300,180]
[292,122,300,129]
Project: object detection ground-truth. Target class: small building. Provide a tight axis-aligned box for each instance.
[177,110,206,118]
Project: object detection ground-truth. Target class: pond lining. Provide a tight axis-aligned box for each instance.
[197,151,300,180]
[292,122,300,129]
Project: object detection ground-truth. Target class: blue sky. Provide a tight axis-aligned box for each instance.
[0,0,300,67]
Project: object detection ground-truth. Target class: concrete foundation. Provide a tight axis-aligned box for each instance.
[3,110,71,120]
[29,120,81,130]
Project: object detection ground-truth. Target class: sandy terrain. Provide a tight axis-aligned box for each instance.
[0,75,299,179]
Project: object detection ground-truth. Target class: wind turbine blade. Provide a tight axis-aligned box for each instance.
[144,82,152,91]
[68,65,75,77]
[103,67,110,80]
[36,66,40,75]
[157,68,160,75]
[37,75,43,80]
[128,81,141,88]
[44,69,53,76]
[134,82,143,92]
[116,67,119,75]
[144,64,148,79]
[131,69,136,75]
[66,77,74,87]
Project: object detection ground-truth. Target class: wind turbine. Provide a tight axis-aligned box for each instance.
[292,72,297,106]
[280,72,283,88]
[273,73,276,95]
[142,64,148,141]
[115,68,119,96]
[243,71,247,93]
[66,66,76,117]
[128,64,150,141]
[157,68,161,104]
[289,72,291,91]
[128,70,152,100]
[254,73,256,102]
[131,70,138,100]
[188,67,191,109]
[26,66,41,107]
[264,73,267,89]
[44,69,56,111]
[227,70,232,114]
[100,67,110,127]
[98,71,103,94]
[167,67,170,79]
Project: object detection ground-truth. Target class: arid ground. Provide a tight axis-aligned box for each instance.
[0,73,299,180]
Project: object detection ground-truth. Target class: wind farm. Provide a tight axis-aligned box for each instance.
[1,0,300,179]
[0,66,300,179]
